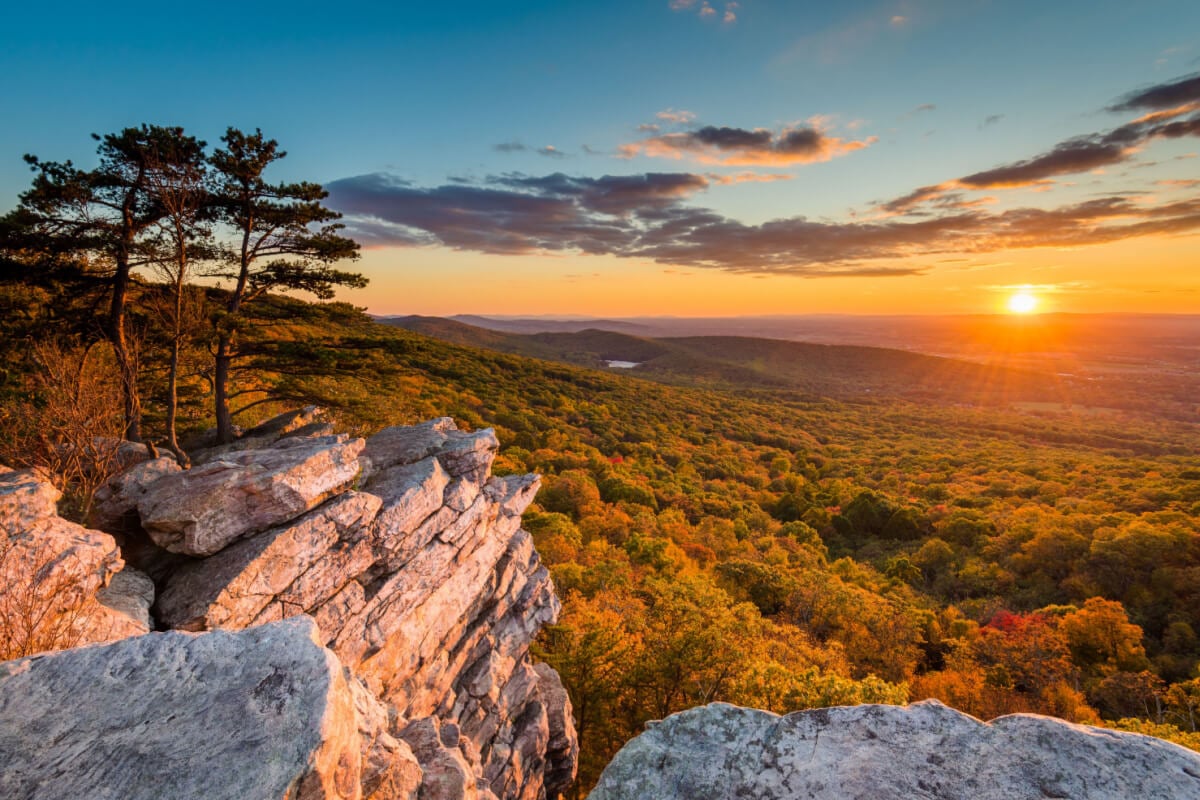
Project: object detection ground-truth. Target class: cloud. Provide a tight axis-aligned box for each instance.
[327,170,1200,277]
[621,122,876,166]
[670,0,737,23]
[493,141,527,153]
[1108,72,1200,112]
[538,145,567,158]
[890,15,908,26]
[637,123,661,133]
[913,103,936,114]
[957,138,1133,189]
[329,77,1200,277]
[656,109,696,124]
[704,171,795,184]
[980,114,1004,128]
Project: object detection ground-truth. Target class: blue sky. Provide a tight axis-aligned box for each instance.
[3,1,1199,314]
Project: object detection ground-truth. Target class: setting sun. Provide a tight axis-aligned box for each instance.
[1008,291,1039,314]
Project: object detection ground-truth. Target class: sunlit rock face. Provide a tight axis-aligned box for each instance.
[589,700,1200,800]
[0,413,578,800]
[0,467,151,649]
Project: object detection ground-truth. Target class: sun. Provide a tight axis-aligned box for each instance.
[1007,291,1039,314]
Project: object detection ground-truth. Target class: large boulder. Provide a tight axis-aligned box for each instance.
[0,616,420,800]
[589,700,1200,800]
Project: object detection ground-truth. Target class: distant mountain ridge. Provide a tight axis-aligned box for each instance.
[377,313,1200,420]
[382,315,1085,410]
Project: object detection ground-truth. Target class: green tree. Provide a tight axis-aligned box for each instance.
[13,125,205,441]
[207,128,363,442]
[142,131,210,461]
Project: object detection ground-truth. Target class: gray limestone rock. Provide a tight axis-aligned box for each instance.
[94,567,155,632]
[589,700,1200,800]
[91,456,183,534]
[0,617,370,800]
[136,434,365,555]
[362,417,499,483]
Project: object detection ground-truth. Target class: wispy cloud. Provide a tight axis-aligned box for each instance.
[493,141,527,153]
[1108,72,1200,112]
[656,109,697,124]
[704,171,794,184]
[670,0,738,24]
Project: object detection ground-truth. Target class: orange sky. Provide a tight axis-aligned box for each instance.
[349,231,1200,317]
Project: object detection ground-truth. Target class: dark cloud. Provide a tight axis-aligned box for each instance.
[493,141,527,153]
[622,123,874,166]
[959,138,1128,188]
[958,107,1200,189]
[537,146,568,158]
[1108,72,1200,112]
[689,126,775,150]
[980,114,1004,128]
[327,169,1200,276]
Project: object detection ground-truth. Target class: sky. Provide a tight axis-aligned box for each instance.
[2,0,1199,316]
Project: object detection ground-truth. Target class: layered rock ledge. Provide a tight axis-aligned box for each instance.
[0,413,578,800]
[589,700,1200,800]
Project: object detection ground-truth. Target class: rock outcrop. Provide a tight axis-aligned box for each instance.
[0,413,577,800]
[589,700,1200,800]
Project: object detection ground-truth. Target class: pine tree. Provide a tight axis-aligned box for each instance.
[207,128,364,443]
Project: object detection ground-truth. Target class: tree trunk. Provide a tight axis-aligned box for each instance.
[214,335,234,443]
[163,269,189,465]
[108,269,141,443]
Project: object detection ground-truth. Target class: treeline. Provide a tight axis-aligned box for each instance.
[0,125,363,507]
